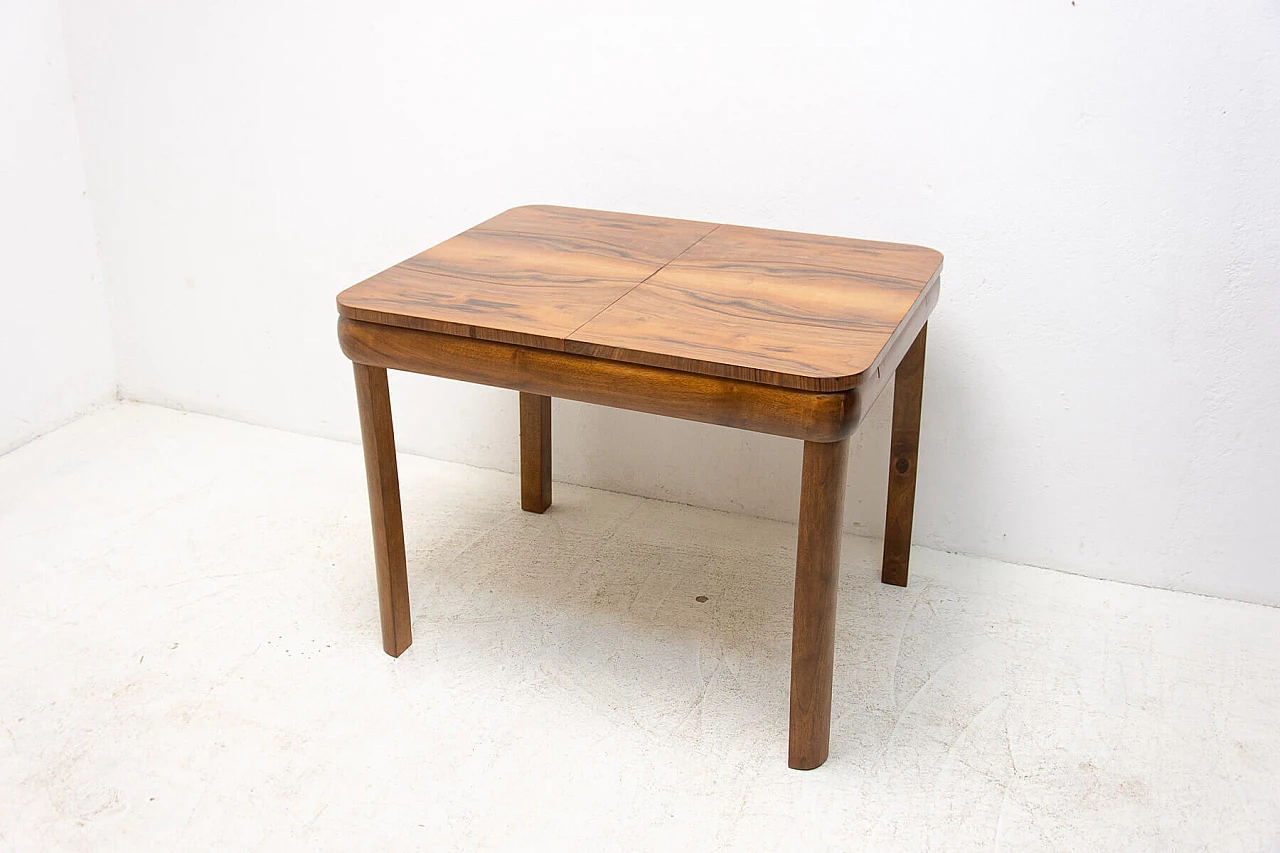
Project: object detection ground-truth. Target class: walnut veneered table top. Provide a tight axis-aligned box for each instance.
[337,205,942,392]
[337,203,941,768]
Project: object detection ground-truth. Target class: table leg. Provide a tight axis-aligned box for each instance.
[353,363,412,657]
[881,323,927,587]
[519,392,552,513]
[789,436,850,770]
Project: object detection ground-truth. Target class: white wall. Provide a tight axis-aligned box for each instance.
[0,0,114,452]
[62,1,1280,605]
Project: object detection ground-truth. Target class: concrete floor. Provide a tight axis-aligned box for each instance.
[1,404,1278,851]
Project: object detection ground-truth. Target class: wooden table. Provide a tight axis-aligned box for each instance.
[336,205,941,769]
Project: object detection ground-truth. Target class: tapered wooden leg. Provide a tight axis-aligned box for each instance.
[353,362,412,657]
[520,392,552,513]
[789,437,850,770]
[882,323,928,587]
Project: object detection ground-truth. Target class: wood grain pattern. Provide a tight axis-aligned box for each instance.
[789,437,850,770]
[337,205,714,349]
[882,324,927,587]
[353,362,412,657]
[569,225,940,390]
[339,317,864,442]
[472,204,717,263]
[337,205,942,390]
[520,392,552,513]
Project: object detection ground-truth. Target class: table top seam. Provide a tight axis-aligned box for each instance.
[564,223,722,340]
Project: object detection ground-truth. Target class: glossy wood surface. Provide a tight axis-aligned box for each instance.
[339,317,865,443]
[882,324,927,587]
[353,363,412,656]
[789,437,850,770]
[338,206,714,350]
[338,205,942,391]
[569,224,941,391]
[519,392,552,513]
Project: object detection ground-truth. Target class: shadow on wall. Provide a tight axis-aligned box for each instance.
[553,399,805,525]
[909,319,995,559]
[379,320,978,563]
[543,350,943,542]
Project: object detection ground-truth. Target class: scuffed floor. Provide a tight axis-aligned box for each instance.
[1,403,1277,851]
